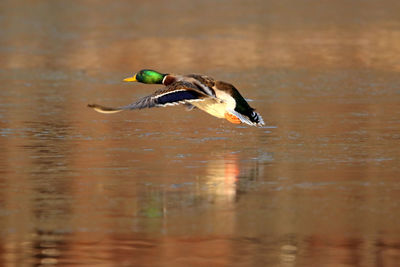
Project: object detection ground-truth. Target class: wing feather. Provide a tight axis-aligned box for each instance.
[88,81,207,114]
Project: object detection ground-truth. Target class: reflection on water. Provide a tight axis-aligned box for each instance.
[1,0,400,266]
[204,154,240,203]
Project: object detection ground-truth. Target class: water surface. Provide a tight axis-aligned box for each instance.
[1,0,400,266]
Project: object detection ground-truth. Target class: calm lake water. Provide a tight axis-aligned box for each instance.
[1,0,400,266]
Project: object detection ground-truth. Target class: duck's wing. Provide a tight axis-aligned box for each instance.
[88,81,208,114]
[184,74,216,97]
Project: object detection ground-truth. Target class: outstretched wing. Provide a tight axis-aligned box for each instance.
[88,81,207,114]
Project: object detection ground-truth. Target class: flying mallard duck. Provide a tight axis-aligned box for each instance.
[88,69,265,127]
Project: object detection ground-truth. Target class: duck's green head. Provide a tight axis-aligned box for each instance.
[123,69,166,84]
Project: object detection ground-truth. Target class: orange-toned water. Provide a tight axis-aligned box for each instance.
[1,0,400,266]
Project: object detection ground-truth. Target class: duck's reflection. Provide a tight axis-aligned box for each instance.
[202,152,266,205]
[203,154,240,204]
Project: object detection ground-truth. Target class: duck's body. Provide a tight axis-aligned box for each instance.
[88,70,265,127]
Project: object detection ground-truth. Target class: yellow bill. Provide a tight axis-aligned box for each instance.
[123,74,137,82]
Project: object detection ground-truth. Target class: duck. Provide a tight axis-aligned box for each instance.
[88,69,265,127]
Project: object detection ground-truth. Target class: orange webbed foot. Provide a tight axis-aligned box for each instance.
[224,112,241,124]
